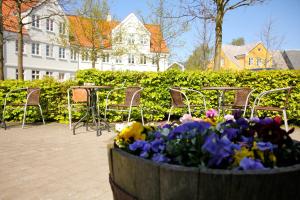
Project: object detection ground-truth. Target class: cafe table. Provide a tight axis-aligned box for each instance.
[201,86,244,115]
[70,85,112,136]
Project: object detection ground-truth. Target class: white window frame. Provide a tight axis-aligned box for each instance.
[128,34,135,45]
[140,54,147,65]
[58,72,65,81]
[46,18,54,32]
[32,70,40,80]
[249,57,254,65]
[31,15,40,28]
[128,54,134,64]
[59,47,66,59]
[59,22,66,35]
[15,40,25,53]
[70,49,77,61]
[257,58,262,67]
[116,56,122,64]
[81,51,89,62]
[46,44,53,58]
[141,36,148,45]
[102,53,109,63]
[45,71,54,77]
[31,42,40,56]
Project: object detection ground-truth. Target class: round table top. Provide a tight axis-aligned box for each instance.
[70,85,112,89]
[201,86,246,90]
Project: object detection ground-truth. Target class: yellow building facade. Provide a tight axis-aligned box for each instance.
[209,42,272,70]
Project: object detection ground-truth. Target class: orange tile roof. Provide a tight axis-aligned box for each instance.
[67,15,169,53]
[2,0,39,34]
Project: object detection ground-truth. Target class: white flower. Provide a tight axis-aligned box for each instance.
[180,114,193,123]
[115,123,127,132]
[224,114,235,121]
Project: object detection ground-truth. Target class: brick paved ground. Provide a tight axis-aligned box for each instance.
[0,123,300,200]
[0,123,116,200]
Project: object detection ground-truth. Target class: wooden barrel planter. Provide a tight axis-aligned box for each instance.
[107,144,300,200]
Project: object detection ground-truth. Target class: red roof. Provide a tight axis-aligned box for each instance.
[68,15,169,53]
[2,0,40,34]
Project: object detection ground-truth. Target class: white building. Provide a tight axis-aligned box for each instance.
[3,1,169,81]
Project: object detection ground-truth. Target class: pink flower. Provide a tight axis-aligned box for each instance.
[206,109,218,118]
[224,114,235,121]
[180,114,193,123]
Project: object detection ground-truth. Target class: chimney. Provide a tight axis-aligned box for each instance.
[107,14,112,22]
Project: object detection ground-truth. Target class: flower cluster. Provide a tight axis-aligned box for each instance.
[114,110,300,170]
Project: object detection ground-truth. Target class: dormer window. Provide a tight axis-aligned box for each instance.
[128,34,135,45]
[32,15,40,28]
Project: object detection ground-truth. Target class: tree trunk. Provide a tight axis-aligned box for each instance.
[0,0,4,80]
[17,29,24,80]
[213,3,224,71]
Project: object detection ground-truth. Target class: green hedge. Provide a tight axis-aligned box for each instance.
[0,69,299,125]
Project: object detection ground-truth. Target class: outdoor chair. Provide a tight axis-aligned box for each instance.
[67,87,90,129]
[168,87,206,122]
[104,86,144,124]
[2,88,45,128]
[250,87,293,131]
[222,88,255,117]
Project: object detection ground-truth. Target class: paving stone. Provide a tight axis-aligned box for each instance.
[0,123,115,200]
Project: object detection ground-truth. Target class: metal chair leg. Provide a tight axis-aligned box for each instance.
[167,106,173,123]
[283,110,288,132]
[22,104,28,128]
[38,104,45,125]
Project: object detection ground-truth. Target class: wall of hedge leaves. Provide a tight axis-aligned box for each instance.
[0,69,299,125]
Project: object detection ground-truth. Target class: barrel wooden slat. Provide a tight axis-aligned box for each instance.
[134,155,160,200]
[112,149,137,196]
[160,164,199,200]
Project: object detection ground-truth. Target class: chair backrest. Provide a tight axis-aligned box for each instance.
[124,87,142,107]
[283,87,293,109]
[233,88,253,107]
[169,87,185,107]
[72,88,88,103]
[27,88,41,105]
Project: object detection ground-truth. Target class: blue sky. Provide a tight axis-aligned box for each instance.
[80,0,300,62]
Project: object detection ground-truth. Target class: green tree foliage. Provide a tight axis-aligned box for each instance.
[231,37,245,46]
[185,44,212,71]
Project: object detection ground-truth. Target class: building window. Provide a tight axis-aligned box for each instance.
[59,22,66,34]
[152,56,156,65]
[46,19,54,31]
[115,34,122,43]
[81,51,89,61]
[59,73,65,81]
[15,40,25,53]
[116,56,122,64]
[45,71,54,77]
[31,43,40,55]
[102,53,109,63]
[128,34,135,45]
[140,54,147,64]
[257,58,262,67]
[32,70,40,80]
[31,15,40,28]
[70,49,77,60]
[248,57,254,65]
[46,44,53,57]
[220,58,225,66]
[141,36,147,45]
[128,54,134,64]
[59,47,65,59]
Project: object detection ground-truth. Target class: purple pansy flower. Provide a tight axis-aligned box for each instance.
[152,153,170,163]
[257,141,273,151]
[239,157,266,170]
